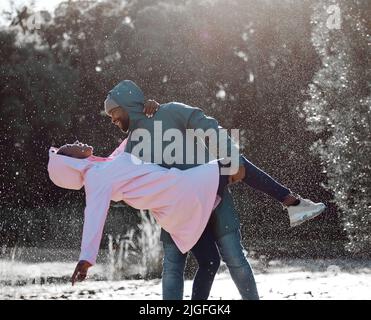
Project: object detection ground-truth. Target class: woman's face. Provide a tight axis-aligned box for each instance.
[57,141,94,159]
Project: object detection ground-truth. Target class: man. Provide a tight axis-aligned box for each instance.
[72,80,325,299]
[106,80,261,300]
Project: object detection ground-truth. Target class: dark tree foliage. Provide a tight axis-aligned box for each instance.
[303,0,370,257]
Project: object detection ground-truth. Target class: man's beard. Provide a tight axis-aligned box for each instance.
[119,119,129,134]
[120,127,128,134]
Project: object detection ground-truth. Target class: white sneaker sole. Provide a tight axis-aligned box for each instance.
[290,203,326,227]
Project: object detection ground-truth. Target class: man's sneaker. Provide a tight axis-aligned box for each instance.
[287,198,326,227]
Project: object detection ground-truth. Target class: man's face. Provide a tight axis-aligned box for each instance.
[110,107,130,133]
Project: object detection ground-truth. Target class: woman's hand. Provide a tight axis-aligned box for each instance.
[143,99,160,118]
[71,260,92,286]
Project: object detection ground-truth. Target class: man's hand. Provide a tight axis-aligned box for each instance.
[228,165,246,184]
[71,260,92,286]
[143,99,160,118]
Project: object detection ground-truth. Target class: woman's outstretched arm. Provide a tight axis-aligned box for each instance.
[71,186,112,285]
[79,186,112,265]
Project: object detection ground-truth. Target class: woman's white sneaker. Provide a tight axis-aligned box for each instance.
[287,198,326,227]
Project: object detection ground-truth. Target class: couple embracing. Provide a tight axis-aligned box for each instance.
[48,80,325,300]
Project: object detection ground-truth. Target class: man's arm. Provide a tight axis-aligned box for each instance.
[142,100,245,182]
[187,108,245,182]
[143,100,239,158]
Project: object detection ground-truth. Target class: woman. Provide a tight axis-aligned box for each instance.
[48,140,223,299]
[48,139,326,299]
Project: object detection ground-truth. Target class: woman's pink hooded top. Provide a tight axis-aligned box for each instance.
[47,141,220,265]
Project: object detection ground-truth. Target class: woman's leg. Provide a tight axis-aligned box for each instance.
[162,242,187,300]
[217,158,292,203]
[240,155,291,203]
[239,156,326,226]
[190,224,221,300]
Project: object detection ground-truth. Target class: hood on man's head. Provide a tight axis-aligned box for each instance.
[48,147,92,190]
[104,96,120,116]
[105,80,146,130]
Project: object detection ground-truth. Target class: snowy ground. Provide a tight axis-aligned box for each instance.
[1,258,370,300]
